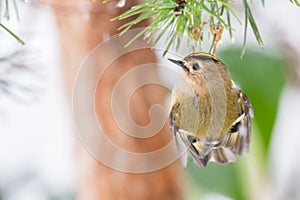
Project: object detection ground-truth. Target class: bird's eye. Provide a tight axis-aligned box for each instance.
[192,63,200,70]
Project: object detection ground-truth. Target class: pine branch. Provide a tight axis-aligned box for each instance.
[241,0,263,57]
[290,0,300,6]
[102,0,300,56]
[0,23,25,45]
[0,0,25,44]
[103,0,266,56]
[0,49,39,104]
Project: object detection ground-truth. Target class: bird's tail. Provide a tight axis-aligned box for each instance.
[210,147,236,163]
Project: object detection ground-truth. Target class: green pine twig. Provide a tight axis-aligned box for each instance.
[0,23,25,45]
[0,0,25,44]
[101,0,299,56]
[241,0,264,57]
[107,0,264,56]
[290,0,300,6]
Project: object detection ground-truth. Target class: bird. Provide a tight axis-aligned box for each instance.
[168,52,254,167]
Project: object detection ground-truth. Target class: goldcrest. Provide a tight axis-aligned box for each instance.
[168,52,254,167]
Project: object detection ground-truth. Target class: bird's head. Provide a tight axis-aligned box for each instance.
[168,52,231,87]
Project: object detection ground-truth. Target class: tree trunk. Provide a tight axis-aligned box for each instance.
[47,1,184,199]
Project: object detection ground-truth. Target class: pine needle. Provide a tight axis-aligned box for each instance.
[106,0,266,56]
[0,0,25,44]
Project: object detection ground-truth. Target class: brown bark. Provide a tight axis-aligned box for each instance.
[48,0,184,199]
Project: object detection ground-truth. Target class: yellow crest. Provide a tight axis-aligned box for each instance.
[186,52,219,62]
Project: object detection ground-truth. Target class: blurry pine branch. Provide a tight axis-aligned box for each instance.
[0,0,25,45]
[102,0,299,56]
[0,49,39,103]
[290,0,300,6]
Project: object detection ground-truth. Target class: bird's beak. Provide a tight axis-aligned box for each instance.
[167,58,189,71]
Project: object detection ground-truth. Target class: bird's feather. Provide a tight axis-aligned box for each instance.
[169,86,253,167]
[168,53,253,167]
[221,89,253,155]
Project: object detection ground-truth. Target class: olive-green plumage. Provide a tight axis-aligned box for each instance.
[168,53,253,167]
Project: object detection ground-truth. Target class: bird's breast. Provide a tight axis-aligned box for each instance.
[176,93,236,140]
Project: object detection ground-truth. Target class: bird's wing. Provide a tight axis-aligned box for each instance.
[209,88,253,164]
[221,88,254,156]
[169,102,189,168]
[169,101,211,167]
[178,131,211,167]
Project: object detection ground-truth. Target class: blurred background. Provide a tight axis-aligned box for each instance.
[0,0,299,200]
